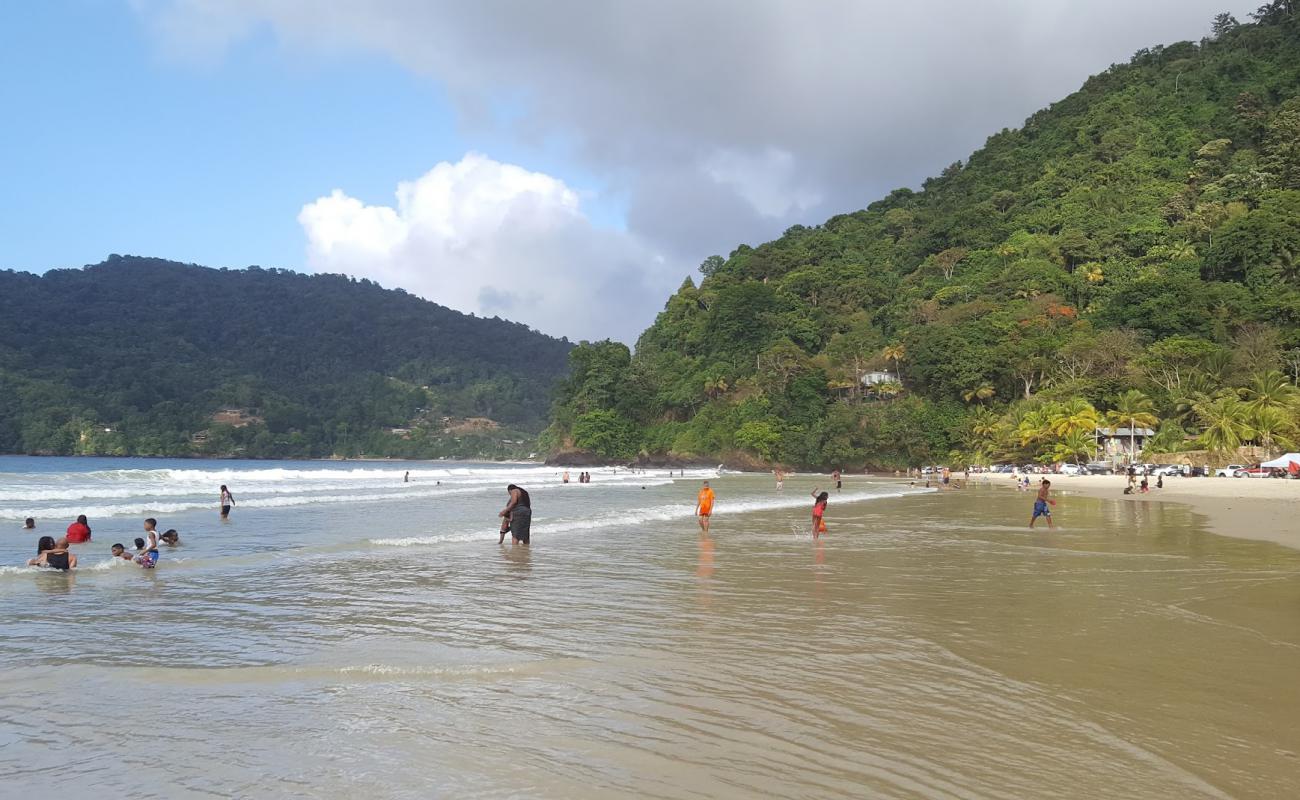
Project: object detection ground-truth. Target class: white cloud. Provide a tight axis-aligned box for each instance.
[298,153,675,342]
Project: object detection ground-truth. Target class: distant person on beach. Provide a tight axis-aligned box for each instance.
[695,481,715,533]
[562,470,570,484]
[23,518,35,530]
[832,469,841,492]
[28,536,75,570]
[64,515,92,544]
[220,485,235,519]
[404,471,409,483]
[1030,479,1055,529]
[774,469,784,491]
[811,489,829,537]
[498,484,532,545]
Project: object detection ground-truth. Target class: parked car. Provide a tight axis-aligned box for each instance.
[1234,466,1274,478]
[1150,465,1182,477]
[1058,463,1084,476]
[1085,462,1115,475]
[1215,464,1246,477]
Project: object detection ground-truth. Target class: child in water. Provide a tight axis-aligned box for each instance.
[111,543,133,561]
[133,537,158,568]
[811,489,829,537]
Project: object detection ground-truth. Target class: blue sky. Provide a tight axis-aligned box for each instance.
[0,1,1254,340]
[0,1,612,274]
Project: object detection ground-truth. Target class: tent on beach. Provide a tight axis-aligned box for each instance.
[1259,453,1300,474]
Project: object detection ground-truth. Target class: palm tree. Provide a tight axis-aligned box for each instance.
[1250,406,1297,454]
[1105,389,1159,464]
[962,384,995,404]
[1048,398,1100,438]
[1194,395,1256,460]
[882,344,905,383]
[1051,429,1097,466]
[1240,370,1297,415]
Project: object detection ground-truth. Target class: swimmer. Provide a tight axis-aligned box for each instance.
[23,517,35,530]
[160,529,180,546]
[111,543,133,561]
[133,536,158,568]
[28,536,76,570]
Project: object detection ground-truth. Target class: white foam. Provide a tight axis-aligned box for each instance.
[368,486,932,547]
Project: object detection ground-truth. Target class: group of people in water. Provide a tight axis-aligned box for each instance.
[25,515,181,570]
[18,485,232,571]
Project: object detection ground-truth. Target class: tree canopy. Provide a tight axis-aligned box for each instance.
[546,10,1300,468]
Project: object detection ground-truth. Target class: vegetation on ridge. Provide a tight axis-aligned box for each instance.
[545,7,1300,468]
[0,256,572,458]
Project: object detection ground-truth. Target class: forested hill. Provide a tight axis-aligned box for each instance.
[546,7,1300,469]
[0,256,572,458]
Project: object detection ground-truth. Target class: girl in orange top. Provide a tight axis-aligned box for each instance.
[811,490,829,537]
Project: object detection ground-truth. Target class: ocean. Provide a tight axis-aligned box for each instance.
[1,456,1297,799]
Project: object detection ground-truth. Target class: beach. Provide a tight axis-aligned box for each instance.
[2,457,1298,799]
[986,472,1300,551]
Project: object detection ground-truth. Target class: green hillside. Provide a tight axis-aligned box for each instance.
[0,256,572,458]
[546,7,1300,469]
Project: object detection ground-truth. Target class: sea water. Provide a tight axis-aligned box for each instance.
[1,456,1298,799]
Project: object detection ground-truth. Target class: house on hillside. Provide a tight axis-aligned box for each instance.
[860,371,895,387]
[1094,427,1155,460]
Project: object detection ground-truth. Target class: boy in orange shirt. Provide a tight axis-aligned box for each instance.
[695,481,716,533]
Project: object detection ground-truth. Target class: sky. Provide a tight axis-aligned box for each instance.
[0,1,1257,342]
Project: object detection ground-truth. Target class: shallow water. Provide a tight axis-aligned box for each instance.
[1,458,1297,799]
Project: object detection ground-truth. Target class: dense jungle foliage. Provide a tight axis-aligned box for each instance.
[0,256,571,458]
[546,7,1300,469]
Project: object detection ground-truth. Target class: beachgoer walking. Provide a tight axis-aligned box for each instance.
[64,514,91,544]
[498,484,532,545]
[220,485,235,520]
[811,489,829,537]
[695,481,715,534]
[28,536,75,570]
[1030,479,1055,529]
[832,469,842,492]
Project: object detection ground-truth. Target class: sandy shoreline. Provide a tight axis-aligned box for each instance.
[980,472,1300,551]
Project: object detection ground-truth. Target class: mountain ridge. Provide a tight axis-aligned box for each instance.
[0,255,572,458]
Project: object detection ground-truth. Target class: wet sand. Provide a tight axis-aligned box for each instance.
[3,465,1299,798]
[987,473,1300,551]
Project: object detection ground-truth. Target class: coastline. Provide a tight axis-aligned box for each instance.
[985,473,1300,552]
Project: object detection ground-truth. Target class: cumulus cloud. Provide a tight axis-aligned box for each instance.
[141,0,1253,332]
[298,153,672,342]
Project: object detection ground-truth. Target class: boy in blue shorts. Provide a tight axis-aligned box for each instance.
[1030,479,1055,529]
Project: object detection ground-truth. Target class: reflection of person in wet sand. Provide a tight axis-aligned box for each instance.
[498,484,532,545]
[697,534,715,579]
[695,481,715,533]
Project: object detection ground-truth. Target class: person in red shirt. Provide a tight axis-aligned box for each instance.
[63,514,92,544]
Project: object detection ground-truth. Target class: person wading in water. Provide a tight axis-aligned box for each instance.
[498,484,532,545]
